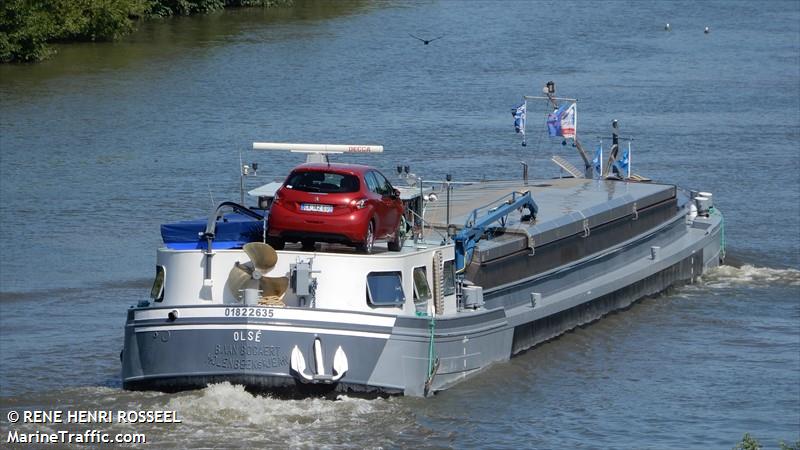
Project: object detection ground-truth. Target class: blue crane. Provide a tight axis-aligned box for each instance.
[454,191,538,271]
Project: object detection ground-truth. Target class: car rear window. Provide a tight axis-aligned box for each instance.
[285,171,360,193]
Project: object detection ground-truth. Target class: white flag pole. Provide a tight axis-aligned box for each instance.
[599,139,603,179]
[627,141,632,179]
[523,100,527,146]
[574,102,578,142]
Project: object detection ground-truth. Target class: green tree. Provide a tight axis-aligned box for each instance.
[1,0,148,62]
[0,0,290,62]
[52,0,148,41]
[779,440,800,450]
[734,433,761,450]
[0,0,58,62]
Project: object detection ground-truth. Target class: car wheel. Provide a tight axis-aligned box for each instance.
[301,239,315,251]
[358,220,375,254]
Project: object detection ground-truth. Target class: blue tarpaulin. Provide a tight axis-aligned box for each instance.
[160,213,265,250]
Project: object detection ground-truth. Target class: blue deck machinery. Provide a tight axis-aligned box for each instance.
[453,191,538,271]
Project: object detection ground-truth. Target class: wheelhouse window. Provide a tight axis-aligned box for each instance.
[285,171,359,193]
[443,260,456,296]
[413,266,432,303]
[150,265,166,302]
[366,271,405,306]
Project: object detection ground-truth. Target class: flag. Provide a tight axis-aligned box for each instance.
[512,101,526,135]
[560,102,576,139]
[546,102,577,139]
[592,144,603,177]
[547,103,567,137]
[615,146,630,178]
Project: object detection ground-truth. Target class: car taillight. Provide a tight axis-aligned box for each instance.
[350,198,367,209]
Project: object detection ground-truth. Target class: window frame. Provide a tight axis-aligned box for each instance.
[372,171,393,196]
[285,170,359,193]
[442,260,456,296]
[150,265,166,302]
[412,266,432,304]
[364,171,380,193]
[366,271,406,307]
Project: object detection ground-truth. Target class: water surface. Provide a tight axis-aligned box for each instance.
[1,0,798,448]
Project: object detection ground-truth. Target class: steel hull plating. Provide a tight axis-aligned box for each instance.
[122,207,723,396]
[122,324,396,393]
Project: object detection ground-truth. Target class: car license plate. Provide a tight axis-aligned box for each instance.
[300,203,333,213]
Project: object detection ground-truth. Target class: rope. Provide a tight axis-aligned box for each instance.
[416,310,438,395]
[427,315,436,378]
[259,295,285,307]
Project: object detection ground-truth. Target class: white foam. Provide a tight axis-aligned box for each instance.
[701,264,800,287]
[164,382,402,446]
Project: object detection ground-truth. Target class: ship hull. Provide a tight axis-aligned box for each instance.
[122,207,723,396]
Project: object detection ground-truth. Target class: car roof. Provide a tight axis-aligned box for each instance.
[289,163,375,176]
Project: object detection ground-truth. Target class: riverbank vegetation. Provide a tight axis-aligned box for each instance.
[0,0,291,63]
[732,433,800,450]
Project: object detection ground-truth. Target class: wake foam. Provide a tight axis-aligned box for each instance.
[168,382,383,425]
[701,264,800,287]
[164,382,406,447]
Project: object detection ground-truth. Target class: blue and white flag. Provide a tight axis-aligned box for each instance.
[512,101,527,135]
[592,144,603,178]
[546,102,577,139]
[560,102,576,139]
[547,104,567,137]
[615,146,630,178]
[512,101,527,146]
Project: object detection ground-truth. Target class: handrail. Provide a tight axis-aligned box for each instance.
[201,202,265,281]
[405,208,448,243]
[454,191,538,271]
[464,191,537,228]
[202,201,264,242]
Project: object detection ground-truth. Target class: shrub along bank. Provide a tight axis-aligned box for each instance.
[0,0,290,62]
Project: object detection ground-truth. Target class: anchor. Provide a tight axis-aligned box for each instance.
[290,337,348,383]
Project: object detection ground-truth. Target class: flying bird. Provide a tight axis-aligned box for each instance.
[409,34,445,45]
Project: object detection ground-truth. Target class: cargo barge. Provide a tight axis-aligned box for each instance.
[121,89,724,396]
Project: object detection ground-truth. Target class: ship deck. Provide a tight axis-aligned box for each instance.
[282,178,678,257]
[424,178,675,230]
[423,177,679,267]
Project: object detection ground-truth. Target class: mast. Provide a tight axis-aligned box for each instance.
[543,82,592,178]
[603,120,628,178]
[603,120,620,177]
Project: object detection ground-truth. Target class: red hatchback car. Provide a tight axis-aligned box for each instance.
[267,163,405,253]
